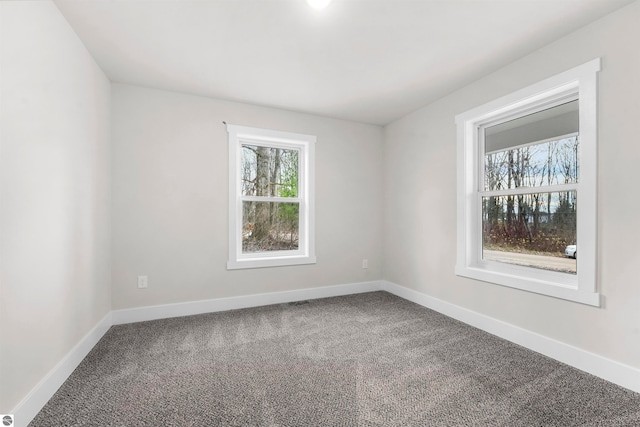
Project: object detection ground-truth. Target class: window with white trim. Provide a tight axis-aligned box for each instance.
[227,124,316,269]
[455,59,600,306]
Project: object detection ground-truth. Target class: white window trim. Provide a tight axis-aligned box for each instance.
[227,124,316,270]
[455,59,600,306]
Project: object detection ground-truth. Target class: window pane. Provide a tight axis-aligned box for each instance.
[482,191,576,274]
[241,145,299,197]
[484,100,579,191]
[242,201,299,253]
[484,136,579,191]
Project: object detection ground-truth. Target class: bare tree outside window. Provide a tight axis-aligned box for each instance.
[241,145,300,252]
[482,135,579,273]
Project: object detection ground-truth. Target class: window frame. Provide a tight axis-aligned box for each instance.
[455,59,600,306]
[227,124,316,270]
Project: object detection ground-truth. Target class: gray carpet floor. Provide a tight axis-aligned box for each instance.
[30,291,640,426]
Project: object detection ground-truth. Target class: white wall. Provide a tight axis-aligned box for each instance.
[383,1,640,369]
[111,84,383,309]
[0,1,112,413]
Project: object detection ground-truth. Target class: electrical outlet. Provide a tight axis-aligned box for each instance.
[362,259,368,269]
[137,275,148,289]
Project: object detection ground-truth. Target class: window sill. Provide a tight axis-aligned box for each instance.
[227,255,317,270]
[455,264,600,307]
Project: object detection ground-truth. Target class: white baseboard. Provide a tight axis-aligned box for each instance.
[11,312,112,427]
[382,280,640,394]
[112,280,384,325]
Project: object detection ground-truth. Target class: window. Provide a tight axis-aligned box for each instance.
[227,124,316,269]
[455,59,600,306]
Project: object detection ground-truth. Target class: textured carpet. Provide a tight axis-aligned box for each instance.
[30,292,640,426]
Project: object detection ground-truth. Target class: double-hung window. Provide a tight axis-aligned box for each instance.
[455,59,600,306]
[227,124,316,269]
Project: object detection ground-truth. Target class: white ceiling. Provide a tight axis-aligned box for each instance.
[54,0,634,125]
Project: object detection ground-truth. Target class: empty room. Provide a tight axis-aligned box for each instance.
[2,0,640,425]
